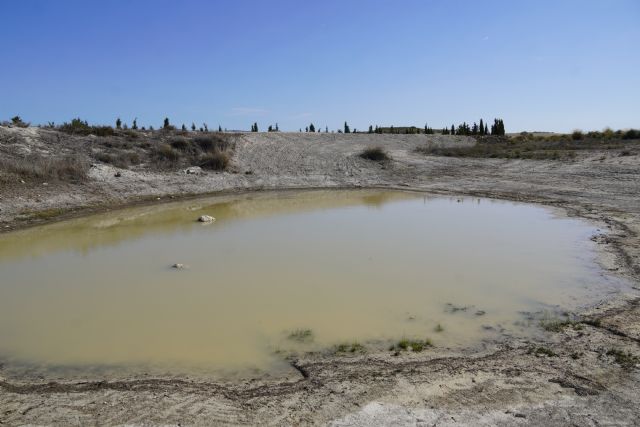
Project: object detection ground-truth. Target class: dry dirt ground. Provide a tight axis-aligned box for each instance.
[1,127,639,425]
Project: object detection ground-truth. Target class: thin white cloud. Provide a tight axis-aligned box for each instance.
[289,112,312,119]
[228,107,269,116]
[483,35,489,41]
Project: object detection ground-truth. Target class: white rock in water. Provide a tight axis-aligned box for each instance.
[172,263,186,269]
[198,215,215,223]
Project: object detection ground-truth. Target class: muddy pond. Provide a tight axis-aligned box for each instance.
[0,190,623,377]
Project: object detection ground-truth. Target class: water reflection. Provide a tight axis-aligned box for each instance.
[0,190,620,376]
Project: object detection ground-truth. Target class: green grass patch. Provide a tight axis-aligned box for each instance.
[540,318,583,332]
[288,329,314,343]
[18,208,66,221]
[393,338,433,352]
[335,342,365,354]
[606,349,639,369]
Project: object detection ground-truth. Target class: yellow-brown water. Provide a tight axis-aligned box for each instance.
[0,190,620,375]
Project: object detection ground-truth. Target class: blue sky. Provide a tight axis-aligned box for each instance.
[1,0,638,132]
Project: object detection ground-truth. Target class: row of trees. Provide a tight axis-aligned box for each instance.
[368,119,506,136]
[258,118,506,136]
[6,115,506,136]
[113,117,226,132]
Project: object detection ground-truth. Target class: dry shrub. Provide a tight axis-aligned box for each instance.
[169,137,191,151]
[199,151,230,170]
[193,135,230,152]
[359,146,390,161]
[154,143,180,164]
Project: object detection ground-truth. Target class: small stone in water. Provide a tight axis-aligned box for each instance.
[198,215,215,223]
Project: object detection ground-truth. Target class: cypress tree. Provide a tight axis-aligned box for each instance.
[275,123,279,131]
[132,118,138,130]
[309,123,315,132]
[479,119,484,135]
[163,117,170,129]
[192,123,196,131]
[116,118,122,129]
[181,124,186,131]
[368,125,373,133]
[218,125,222,132]
[491,118,505,136]
[344,121,350,134]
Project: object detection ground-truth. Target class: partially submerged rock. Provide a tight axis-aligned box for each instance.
[172,263,186,269]
[198,215,215,223]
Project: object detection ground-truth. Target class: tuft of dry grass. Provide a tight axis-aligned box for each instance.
[0,154,89,182]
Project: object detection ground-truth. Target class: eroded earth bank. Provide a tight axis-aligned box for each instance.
[1,127,639,425]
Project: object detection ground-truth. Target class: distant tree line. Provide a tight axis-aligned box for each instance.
[9,115,640,142]
[370,118,505,136]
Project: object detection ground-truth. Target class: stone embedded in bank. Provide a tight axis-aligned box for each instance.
[185,166,203,175]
